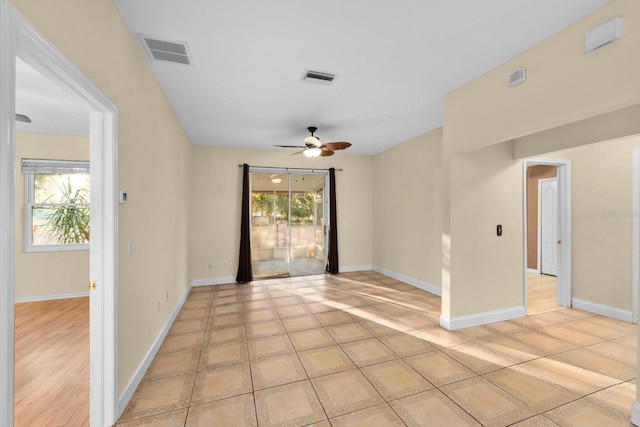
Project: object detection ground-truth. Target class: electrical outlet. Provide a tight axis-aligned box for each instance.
[207,262,213,270]
[222,260,228,267]
[347,251,352,257]
[128,240,133,255]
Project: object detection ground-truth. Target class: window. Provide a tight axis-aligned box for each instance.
[22,159,90,251]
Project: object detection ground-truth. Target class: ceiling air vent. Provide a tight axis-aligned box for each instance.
[138,34,193,65]
[302,70,335,85]
[508,68,526,87]
[585,17,623,52]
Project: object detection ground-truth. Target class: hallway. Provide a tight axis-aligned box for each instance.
[527,273,560,315]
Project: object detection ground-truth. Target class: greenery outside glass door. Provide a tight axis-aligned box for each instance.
[250,169,328,278]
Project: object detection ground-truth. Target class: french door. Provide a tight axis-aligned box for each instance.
[250,168,328,278]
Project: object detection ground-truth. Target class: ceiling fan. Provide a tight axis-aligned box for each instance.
[275,127,352,157]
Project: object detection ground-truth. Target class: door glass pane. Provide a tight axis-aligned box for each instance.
[250,171,327,278]
[289,173,325,276]
[251,172,289,278]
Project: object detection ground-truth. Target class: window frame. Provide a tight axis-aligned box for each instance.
[23,159,90,252]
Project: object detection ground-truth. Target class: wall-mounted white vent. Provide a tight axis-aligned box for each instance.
[138,34,193,65]
[302,70,335,85]
[585,17,623,52]
[508,68,526,87]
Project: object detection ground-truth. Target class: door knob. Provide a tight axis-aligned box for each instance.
[557,240,562,245]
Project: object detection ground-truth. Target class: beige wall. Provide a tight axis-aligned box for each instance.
[449,141,524,317]
[444,0,640,154]
[550,135,640,312]
[189,146,373,283]
[526,165,557,270]
[372,128,443,289]
[12,0,193,395]
[15,133,90,299]
[514,104,640,159]
[441,0,640,324]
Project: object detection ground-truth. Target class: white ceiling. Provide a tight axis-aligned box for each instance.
[15,57,89,137]
[17,1,612,155]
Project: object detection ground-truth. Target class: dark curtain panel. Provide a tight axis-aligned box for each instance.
[236,164,253,283]
[326,167,339,274]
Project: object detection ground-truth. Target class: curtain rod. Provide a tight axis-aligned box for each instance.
[238,164,343,172]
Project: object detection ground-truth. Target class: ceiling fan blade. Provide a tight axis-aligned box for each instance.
[323,142,351,151]
[290,150,306,156]
[15,114,31,123]
[275,145,307,148]
[319,148,335,157]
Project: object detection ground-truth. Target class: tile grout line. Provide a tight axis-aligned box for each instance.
[185,290,215,418]
[118,272,637,425]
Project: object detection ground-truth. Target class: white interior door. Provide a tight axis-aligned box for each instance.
[540,178,558,276]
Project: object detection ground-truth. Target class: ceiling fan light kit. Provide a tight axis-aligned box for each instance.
[270,173,282,183]
[303,147,322,158]
[275,126,352,158]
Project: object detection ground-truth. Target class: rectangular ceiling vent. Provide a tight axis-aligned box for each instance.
[138,34,193,65]
[302,70,336,85]
[508,67,526,87]
[585,17,623,52]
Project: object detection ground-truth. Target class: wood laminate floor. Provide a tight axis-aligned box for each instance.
[527,273,560,315]
[14,297,89,426]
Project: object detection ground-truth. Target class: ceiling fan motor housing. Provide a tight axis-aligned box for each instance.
[304,136,321,147]
[305,127,321,147]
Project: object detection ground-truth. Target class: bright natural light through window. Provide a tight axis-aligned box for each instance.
[22,159,90,251]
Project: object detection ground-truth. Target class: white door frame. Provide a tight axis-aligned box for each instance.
[632,148,640,324]
[523,159,572,309]
[0,6,119,427]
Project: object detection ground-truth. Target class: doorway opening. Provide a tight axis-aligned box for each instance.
[250,168,329,278]
[523,159,572,315]
[13,57,91,424]
[1,7,118,426]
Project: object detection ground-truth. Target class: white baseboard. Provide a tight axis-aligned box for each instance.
[190,268,376,285]
[15,291,89,303]
[440,305,527,331]
[190,276,236,287]
[339,264,373,273]
[372,265,441,297]
[527,268,540,274]
[117,285,191,418]
[571,298,633,323]
[631,402,640,426]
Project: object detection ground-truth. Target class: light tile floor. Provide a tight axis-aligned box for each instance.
[117,271,637,426]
